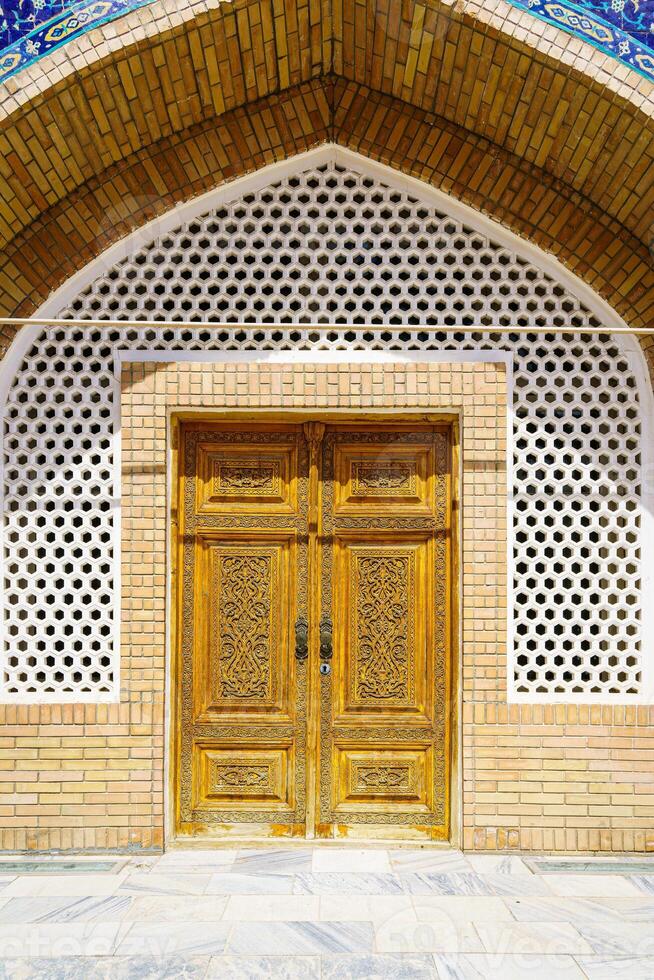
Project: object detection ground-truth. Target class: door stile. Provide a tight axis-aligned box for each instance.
[303,421,325,839]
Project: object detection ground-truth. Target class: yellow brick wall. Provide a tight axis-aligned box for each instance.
[0,357,652,852]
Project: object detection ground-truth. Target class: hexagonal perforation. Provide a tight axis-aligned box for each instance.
[1,163,644,701]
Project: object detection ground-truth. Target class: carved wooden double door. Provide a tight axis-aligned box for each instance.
[175,421,452,840]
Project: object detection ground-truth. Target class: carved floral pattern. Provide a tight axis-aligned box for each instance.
[352,461,416,496]
[212,764,271,787]
[216,554,272,699]
[354,554,412,702]
[355,765,411,790]
[213,458,280,495]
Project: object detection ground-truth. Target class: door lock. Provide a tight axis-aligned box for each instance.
[319,662,331,676]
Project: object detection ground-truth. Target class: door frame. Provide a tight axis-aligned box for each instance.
[167,409,461,848]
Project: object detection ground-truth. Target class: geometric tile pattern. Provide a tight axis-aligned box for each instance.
[0,0,154,83]
[1,164,645,701]
[0,0,653,84]
[509,0,654,82]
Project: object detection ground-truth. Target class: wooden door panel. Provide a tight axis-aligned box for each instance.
[333,744,433,813]
[194,532,295,723]
[192,742,294,811]
[319,425,451,841]
[176,424,307,838]
[196,442,297,514]
[334,534,433,723]
[334,442,434,515]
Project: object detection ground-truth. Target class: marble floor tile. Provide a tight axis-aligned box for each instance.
[575,922,654,957]
[312,849,391,873]
[390,852,473,875]
[374,914,483,954]
[608,898,654,921]
[319,895,415,923]
[505,896,654,924]
[0,894,133,923]
[576,955,654,980]
[223,894,320,921]
[116,920,231,957]
[227,920,374,955]
[465,855,533,875]
[0,921,130,958]
[157,848,238,866]
[205,954,320,979]
[545,874,641,897]
[630,875,654,895]
[233,849,313,874]
[293,873,404,895]
[1,876,121,898]
[401,874,491,897]
[206,873,295,895]
[482,873,554,897]
[412,896,513,923]
[124,895,228,922]
[118,873,210,896]
[432,952,586,979]
[321,953,438,979]
[153,852,237,874]
[0,955,210,979]
[474,920,593,955]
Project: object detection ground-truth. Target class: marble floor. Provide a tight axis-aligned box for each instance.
[0,848,651,978]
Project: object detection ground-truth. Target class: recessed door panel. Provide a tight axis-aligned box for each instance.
[333,744,433,813]
[334,443,434,515]
[334,535,433,723]
[194,533,295,722]
[192,742,294,811]
[196,442,297,513]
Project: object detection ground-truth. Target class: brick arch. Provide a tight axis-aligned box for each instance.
[0,0,652,370]
[2,80,653,379]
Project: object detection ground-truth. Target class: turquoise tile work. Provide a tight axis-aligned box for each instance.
[508,0,654,82]
[0,0,157,83]
[0,0,653,86]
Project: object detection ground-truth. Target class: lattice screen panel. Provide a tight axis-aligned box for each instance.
[1,163,644,701]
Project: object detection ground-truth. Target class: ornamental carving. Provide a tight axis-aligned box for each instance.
[352,460,416,496]
[211,764,272,789]
[353,553,412,702]
[355,765,411,790]
[215,553,273,700]
[212,457,281,496]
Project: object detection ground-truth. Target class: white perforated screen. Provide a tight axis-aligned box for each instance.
[1,161,647,701]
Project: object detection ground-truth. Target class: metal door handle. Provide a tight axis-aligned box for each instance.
[319,617,333,660]
[295,617,308,661]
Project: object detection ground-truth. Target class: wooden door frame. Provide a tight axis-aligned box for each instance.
[168,409,461,848]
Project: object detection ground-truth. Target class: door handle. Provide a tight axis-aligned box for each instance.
[319,617,333,660]
[295,617,308,661]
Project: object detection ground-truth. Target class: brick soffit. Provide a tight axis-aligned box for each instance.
[0,0,652,347]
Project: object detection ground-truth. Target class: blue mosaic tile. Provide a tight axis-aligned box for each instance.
[0,0,156,82]
[0,0,652,86]
[507,0,654,83]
